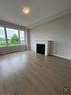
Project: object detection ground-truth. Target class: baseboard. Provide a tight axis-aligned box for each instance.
[51,54,71,60]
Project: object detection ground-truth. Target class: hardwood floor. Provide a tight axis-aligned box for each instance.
[0,51,71,95]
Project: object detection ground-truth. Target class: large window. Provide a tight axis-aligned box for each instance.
[20,31,25,44]
[0,27,6,46]
[6,28,19,46]
[0,27,25,47]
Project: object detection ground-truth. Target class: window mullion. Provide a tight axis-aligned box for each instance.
[18,30,20,44]
[4,27,8,45]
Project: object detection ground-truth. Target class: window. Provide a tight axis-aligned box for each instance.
[0,26,25,47]
[6,28,19,46]
[0,27,6,46]
[20,31,25,44]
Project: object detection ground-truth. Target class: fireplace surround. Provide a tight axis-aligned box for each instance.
[35,41,51,56]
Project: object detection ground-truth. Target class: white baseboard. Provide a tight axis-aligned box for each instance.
[51,54,71,60]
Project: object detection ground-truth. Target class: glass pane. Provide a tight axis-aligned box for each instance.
[20,31,25,44]
[0,27,6,46]
[6,28,19,45]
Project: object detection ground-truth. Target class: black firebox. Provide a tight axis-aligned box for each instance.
[36,44,45,55]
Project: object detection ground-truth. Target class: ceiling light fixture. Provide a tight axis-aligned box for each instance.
[22,0,31,15]
[22,6,31,15]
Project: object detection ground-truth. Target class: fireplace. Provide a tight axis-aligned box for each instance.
[35,41,52,56]
[36,44,45,54]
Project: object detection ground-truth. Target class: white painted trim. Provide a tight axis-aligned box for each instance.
[51,54,71,60]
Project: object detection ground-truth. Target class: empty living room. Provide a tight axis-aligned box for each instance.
[0,0,71,95]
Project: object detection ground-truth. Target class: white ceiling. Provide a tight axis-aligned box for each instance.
[0,0,71,28]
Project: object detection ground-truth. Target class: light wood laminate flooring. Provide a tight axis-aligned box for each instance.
[0,51,71,95]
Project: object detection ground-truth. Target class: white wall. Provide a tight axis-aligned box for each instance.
[30,14,71,60]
